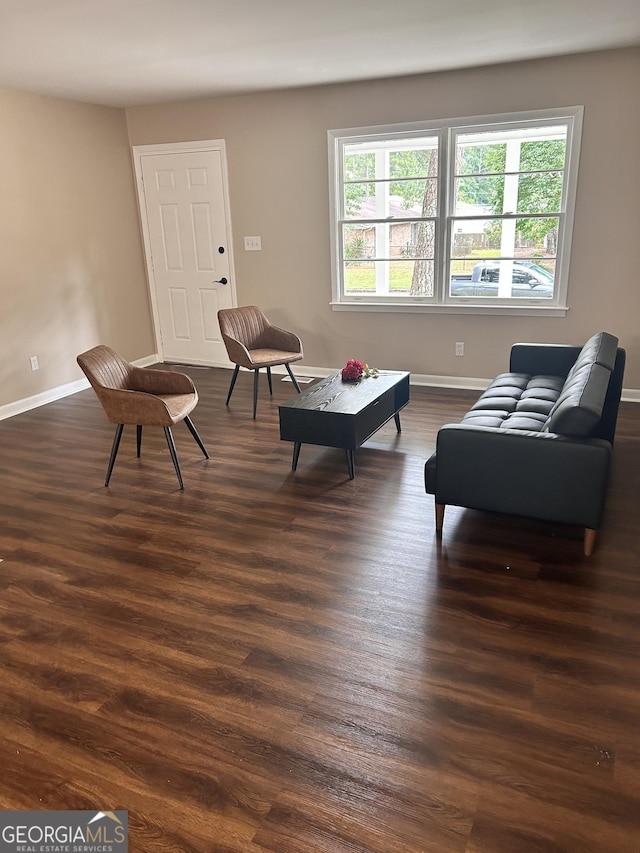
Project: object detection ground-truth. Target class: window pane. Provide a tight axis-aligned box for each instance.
[456,140,506,175]
[388,179,438,216]
[450,220,497,258]
[343,225,371,260]
[456,126,567,175]
[388,143,438,178]
[516,172,564,214]
[343,182,376,218]
[450,255,556,279]
[519,133,567,171]
[454,174,503,213]
[344,151,375,182]
[450,216,560,260]
[344,179,437,219]
[343,221,435,260]
[391,220,435,259]
[344,260,375,293]
[454,172,564,217]
[449,259,555,299]
[344,260,434,296]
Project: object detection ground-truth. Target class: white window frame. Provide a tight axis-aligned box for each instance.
[328,106,583,316]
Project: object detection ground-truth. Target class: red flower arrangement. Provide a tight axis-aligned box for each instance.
[341,358,365,382]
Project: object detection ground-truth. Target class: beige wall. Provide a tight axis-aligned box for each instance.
[0,89,153,410]
[127,47,640,389]
[1,48,638,414]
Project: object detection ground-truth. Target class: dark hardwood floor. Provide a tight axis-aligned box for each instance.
[0,365,639,852]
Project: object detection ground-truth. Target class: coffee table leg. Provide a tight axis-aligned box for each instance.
[292,442,301,471]
[345,449,355,480]
[394,412,402,432]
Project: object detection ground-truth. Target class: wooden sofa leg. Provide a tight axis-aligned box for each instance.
[435,503,445,534]
[584,528,597,556]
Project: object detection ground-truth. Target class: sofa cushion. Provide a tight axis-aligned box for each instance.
[462,411,513,428]
[574,331,619,372]
[470,395,519,413]
[545,361,612,436]
[501,413,550,431]
[541,332,619,437]
[461,373,565,432]
[516,379,565,414]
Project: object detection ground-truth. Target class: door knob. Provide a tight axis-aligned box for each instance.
[214,277,228,285]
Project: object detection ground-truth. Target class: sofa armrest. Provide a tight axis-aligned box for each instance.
[427,423,612,529]
[509,343,582,379]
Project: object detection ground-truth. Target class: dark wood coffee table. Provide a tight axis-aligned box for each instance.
[279,370,410,479]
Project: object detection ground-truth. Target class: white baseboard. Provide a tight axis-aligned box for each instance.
[0,353,159,422]
[0,378,90,422]
[1,355,637,422]
[235,363,640,402]
[407,372,493,391]
[621,389,640,403]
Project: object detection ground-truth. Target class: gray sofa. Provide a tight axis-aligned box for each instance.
[425,331,626,555]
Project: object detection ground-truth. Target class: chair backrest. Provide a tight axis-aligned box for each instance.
[218,305,270,350]
[77,345,133,395]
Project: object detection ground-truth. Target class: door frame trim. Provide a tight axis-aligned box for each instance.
[132,139,237,365]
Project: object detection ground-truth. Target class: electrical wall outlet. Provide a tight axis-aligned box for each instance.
[244,236,262,251]
[455,342,464,357]
[30,355,39,371]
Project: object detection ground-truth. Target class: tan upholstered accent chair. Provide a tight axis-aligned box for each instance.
[217,305,303,418]
[77,345,209,488]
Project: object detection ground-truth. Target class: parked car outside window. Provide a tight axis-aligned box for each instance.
[450,261,554,298]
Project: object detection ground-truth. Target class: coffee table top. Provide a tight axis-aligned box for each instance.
[279,370,409,415]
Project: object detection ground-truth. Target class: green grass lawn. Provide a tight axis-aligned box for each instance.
[345,265,413,292]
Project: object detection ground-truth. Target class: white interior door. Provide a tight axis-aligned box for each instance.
[135,142,236,365]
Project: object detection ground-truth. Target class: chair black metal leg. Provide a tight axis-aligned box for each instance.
[105,423,124,487]
[253,369,260,419]
[136,424,142,457]
[226,365,240,405]
[266,366,273,396]
[163,426,184,489]
[285,363,301,393]
[184,416,209,459]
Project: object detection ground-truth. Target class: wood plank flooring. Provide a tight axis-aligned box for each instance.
[0,365,639,852]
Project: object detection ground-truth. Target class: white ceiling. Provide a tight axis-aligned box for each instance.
[1,0,639,108]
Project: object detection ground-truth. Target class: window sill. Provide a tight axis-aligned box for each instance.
[330,301,568,317]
